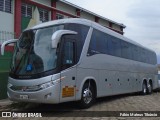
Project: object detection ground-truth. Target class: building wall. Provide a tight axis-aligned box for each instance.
[0,0,15,100]
[81,11,95,21]
[57,1,76,15]
[18,0,124,35]
[0,0,124,39]
[0,0,14,34]
[99,19,109,28]
[0,0,15,44]
[112,24,121,32]
[32,0,51,6]
[57,13,69,19]
[0,12,14,32]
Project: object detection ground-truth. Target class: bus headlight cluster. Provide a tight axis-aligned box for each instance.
[8,83,13,88]
[8,81,55,91]
[40,81,54,90]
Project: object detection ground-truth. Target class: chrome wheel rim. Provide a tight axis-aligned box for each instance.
[83,88,92,104]
[148,84,152,93]
[143,84,147,94]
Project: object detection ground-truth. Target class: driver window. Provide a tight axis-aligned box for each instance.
[63,41,75,68]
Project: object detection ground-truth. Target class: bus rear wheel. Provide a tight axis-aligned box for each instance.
[141,82,147,95]
[79,82,95,109]
[147,81,152,94]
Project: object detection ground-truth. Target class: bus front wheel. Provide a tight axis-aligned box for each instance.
[79,82,95,109]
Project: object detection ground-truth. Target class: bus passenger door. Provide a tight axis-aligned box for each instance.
[60,35,77,103]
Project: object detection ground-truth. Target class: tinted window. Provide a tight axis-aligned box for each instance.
[88,29,108,55]
[138,48,157,64]
[88,31,97,55]
[63,41,74,65]
[132,45,139,61]
[151,52,157,65]
[145,50,150,64]
[97,31,108,54]
[108,36,121,57]
[141,48,147,63]
[65,24,89,61]
[146,51,151,64]
[121,41,132,59]
[158,74,160,80]
[87,28,156,65]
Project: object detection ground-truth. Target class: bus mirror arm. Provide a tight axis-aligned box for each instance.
[51,30,77,48]
[1,39,18,55]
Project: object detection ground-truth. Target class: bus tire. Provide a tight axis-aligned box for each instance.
[141,82,147,95]
[147,81,152,94]
[79,82,95,109]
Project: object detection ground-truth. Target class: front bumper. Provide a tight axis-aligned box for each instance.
[8,83,60,104]
[7,74,61,104]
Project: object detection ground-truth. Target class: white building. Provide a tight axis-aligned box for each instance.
[0,0,125,43]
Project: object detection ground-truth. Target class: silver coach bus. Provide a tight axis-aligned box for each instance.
[1,18,158,108]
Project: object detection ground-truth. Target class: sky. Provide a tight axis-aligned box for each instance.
[66,0,160,63]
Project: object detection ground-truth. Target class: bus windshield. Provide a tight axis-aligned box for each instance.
[11,25,64,75]
[158,74,160,80]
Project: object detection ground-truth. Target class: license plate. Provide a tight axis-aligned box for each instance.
[20,95,29,100]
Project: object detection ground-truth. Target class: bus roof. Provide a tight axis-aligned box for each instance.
[30,18,155,53]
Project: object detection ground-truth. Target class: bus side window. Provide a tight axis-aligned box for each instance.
[121,41,132,59]
[108,36,121,57]
[88,29,108,56]
[88,30,97,55]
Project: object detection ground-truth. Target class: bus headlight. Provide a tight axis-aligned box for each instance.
[40,81,54,90]
[8,83,13,88]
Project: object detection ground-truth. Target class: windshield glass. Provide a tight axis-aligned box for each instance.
[11,25,64,75]
[158,74,160,80]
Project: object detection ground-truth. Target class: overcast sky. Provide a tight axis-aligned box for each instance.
[66,0,160,63]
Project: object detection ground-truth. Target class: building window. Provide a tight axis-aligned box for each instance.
[21,3,32,18]
[39,9,49,22]
[56,13,64,19]
[0,0,12,13]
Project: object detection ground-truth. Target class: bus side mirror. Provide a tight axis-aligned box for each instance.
[1,39,18,55]
[51,30,77,48]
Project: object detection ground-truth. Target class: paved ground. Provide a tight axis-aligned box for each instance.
[1,91,160,120]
